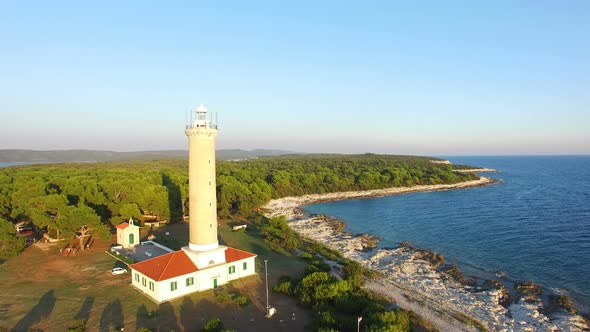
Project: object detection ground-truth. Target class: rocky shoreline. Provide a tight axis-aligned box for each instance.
[262,177,589,332]
[454,168,498,173]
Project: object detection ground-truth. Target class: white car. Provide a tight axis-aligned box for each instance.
[111,267,128,275]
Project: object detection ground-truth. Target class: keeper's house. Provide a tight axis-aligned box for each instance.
[130,246,256,302]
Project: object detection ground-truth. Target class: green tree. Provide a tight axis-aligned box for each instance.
[29,194,69,239]
[61,205,109,250]
[0,217,26,261]
[117,203,143,224]
[260,216,299,251]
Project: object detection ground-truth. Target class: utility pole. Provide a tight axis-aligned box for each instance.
[264,259,277,318]
[265,259,270,315]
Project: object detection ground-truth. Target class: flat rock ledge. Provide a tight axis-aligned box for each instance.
[263,178,589,332]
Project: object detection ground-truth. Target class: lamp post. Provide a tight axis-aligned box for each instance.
[265,259,269,316]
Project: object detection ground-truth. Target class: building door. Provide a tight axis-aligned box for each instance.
[129,233,134,245]
[213,278,218,288]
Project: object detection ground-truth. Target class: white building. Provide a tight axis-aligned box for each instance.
[129,105,257,303]
[130,247,256,302]
[116,218,140,248]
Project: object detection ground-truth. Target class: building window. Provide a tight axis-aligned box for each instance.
[186,277,194,286]
[171,281,178,291]
[135,273,140,283]
[243,262,247,270]
[142,277,146,287]
[149,282,154,291]
[229,266,236,274]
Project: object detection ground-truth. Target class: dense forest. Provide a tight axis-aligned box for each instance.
[0,154,477,260]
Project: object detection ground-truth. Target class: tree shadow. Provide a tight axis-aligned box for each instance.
[157,302,180,332]
[191,299,219,329]
[162,173,183,223]
[180,297,199,330]
[99,299,124,332]
[74,296,94,324]
[12,290,56,332]
[135,304,154,330]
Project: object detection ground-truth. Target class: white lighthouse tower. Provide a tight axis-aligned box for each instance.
[181,105,227,267]
[128,104,257,303]
[185,105,219,251]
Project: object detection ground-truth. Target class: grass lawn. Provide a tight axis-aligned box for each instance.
[0,220,310,331]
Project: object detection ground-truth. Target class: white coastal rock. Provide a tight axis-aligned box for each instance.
[263,179,589,332]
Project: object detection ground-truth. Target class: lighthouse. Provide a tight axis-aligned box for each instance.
[129,104,257,303]
[185,104,219,252]
[180,104,229,269]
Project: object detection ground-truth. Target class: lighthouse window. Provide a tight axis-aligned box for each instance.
[209,181,211,185]
[209,159,211,164]
[209,202,211,207]
[210,223,212,228]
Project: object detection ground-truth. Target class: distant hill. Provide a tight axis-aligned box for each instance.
[0,149,296,163]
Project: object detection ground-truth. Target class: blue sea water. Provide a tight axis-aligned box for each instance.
[0,162,34,168]
[304,156,590,312]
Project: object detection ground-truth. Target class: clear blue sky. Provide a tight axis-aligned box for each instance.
[1,1,588,155]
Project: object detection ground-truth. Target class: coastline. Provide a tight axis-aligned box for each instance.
[262,177,589,332]
[264,176,497,220]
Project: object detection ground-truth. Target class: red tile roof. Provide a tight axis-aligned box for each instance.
[130,251,197,281]
[130,247,257,281]
[225,247,257,263]
[116,222,129,230]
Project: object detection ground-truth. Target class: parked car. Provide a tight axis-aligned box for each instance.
[111,267,128,275]
[20,229,33,236]
[17,226,33,233]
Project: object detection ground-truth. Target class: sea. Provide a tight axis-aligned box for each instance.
[0,162,35,168]
[303,156,590,313]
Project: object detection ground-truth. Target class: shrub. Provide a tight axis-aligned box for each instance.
[216,289,230,302]
[232,295,248,305]
[273,280,292,294]
[67,319,86,332]
[300,252,313,260]
[201,318,224,332]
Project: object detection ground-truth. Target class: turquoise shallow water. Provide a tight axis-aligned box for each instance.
[303,156,590,313]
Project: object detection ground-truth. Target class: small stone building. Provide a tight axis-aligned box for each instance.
[116,218,140,248]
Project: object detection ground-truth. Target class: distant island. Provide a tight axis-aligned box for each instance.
[0,148,295,163]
